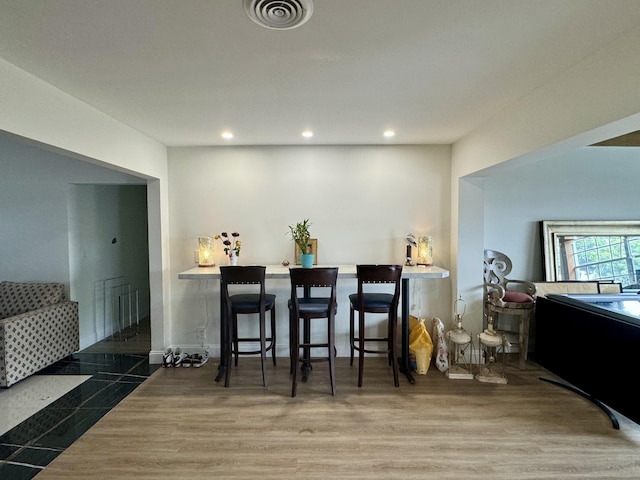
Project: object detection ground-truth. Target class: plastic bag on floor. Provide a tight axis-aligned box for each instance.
[432,317,449,372]
[409,316,433,375]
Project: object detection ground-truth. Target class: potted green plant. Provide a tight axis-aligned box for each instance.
[288,218,314,268]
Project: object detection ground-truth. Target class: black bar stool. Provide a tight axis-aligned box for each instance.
[220,266,276,387]
[349,264,402,387]
[288,267,338,397]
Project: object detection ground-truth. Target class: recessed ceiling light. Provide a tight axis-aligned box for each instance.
[383,130,396,138]
[221,131,234,139]
[302,130,313,138]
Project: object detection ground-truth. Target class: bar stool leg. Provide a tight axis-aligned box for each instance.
[328,314,336,395]
[289,308,295,375]
[271,307,277,366]
[224,313,233,388]
[519,311,531,370]
[291,317,299,397]
[387,315,393,366]
[260,310,267,387]
[301,318,312,382]
[349,307,355,366]
[358,310,365,387]
[390,313,399,387]
[233,314,239,366]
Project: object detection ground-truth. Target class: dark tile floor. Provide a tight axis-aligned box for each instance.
[0,352,160,480]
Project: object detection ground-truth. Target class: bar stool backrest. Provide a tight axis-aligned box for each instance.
[220,265,267,314]
[289,267,338,309]
[355,264,402,307]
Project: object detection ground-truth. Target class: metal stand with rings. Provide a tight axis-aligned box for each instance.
[476,314,508,384]
[446,296,474,380]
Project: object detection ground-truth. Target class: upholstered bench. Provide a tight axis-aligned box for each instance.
[0,281,79,387]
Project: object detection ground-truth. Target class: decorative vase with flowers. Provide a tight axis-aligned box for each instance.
[215,232,241,265]
[288,219,314,268]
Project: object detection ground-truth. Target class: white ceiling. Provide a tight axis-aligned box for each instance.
[1,0,639,147]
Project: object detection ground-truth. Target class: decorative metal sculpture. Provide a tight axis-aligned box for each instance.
[404,233,417,266]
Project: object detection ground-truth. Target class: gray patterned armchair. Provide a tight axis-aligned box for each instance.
[0,281,79,387]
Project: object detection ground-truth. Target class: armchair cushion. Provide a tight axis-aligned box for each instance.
[503,291,534,303]
[0,281,65,319]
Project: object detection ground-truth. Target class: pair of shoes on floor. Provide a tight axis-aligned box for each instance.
[182,353,208,368]
[162,348,174,367]
[162,348,208,368]
[162,348,188,367]
[173,348,189,367]
[189,353,209,368]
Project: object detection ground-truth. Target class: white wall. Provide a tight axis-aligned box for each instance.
[0,134,144,282]
[167,145,452,356]
[482,147,640,282]
[0,134,150,349]
[1,138,73,284]
[0,59,168,179]
[0,58,170,359]
[2,24,640,363]
[451,26,640,337]
[478,146,640,350]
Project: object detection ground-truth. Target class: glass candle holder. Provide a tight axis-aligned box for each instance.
[198,236,215,267]
[417,235,433,266]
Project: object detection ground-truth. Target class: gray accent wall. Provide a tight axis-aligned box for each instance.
[0,133,150,349]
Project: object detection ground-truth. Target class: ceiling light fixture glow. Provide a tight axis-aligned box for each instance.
[383,130,396,138]
[302,130,313,138]
[221,131,234,139]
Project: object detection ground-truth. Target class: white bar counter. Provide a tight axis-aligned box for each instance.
[179,264,449,280]
[179,264,449,384]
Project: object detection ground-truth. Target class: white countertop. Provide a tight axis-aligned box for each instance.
[178,264,449,280]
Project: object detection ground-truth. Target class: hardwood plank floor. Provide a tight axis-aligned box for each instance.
[34,358,640,479]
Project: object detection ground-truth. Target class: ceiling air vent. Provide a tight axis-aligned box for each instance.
[243,0,314,30]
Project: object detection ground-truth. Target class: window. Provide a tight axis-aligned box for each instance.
[561,235,640,288]
[541,220,640,291]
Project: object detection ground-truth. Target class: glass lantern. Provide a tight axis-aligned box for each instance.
[197,236,215,267]
[417,235,433,266]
